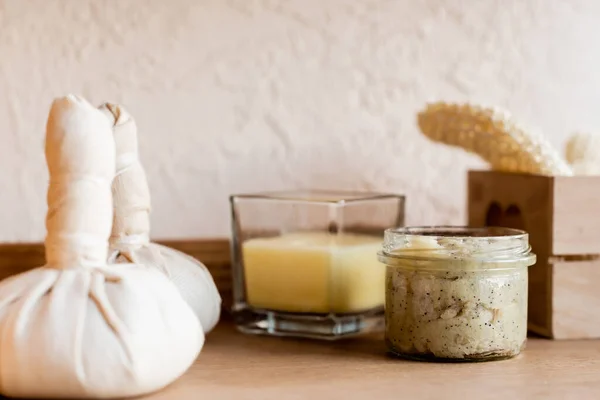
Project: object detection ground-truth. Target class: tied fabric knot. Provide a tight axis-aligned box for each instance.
[46,233,109,268]
[111,233,150,247]
[108,238,172,279]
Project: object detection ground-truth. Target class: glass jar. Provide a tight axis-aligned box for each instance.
[378,226,536,362]
[230,190,405,340]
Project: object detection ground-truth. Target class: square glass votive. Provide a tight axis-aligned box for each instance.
[229,190,405,340]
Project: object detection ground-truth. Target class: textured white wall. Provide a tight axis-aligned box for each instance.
[2,0,600,242]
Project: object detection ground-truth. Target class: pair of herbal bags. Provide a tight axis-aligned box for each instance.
[0,95,220,399]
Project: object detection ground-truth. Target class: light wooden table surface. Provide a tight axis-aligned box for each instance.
[145,322,600,400]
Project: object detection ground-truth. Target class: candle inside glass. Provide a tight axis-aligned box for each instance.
[230,190,405,340]
[243,232,384,314]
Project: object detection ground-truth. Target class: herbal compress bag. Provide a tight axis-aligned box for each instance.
[0,96,203,399]
[100,103,221,333]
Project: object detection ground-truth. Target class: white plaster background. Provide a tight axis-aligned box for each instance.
[1,0,600,242]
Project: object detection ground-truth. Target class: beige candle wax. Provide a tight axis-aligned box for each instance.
[242,232,384,314]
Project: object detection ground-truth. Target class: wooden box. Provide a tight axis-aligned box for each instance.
[468,170,600,339]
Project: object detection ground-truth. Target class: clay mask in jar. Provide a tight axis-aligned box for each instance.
[378,226,536,362]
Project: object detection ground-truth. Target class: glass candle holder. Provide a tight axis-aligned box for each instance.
[378,226,536,362]
[230,190,405,340]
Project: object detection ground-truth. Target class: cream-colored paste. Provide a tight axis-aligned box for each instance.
[384,236,528,360]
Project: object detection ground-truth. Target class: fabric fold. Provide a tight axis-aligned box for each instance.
[101,102,221,333]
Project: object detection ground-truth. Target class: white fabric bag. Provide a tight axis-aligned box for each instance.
[0,95,203,399]
[101,103,221,333]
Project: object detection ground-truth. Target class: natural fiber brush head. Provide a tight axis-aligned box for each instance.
[417,102,573,176]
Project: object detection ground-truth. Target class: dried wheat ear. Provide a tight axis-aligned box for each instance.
[417,102,573,176]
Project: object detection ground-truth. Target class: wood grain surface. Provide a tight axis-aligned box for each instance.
[144,322,600,400]
[552,260,600,339]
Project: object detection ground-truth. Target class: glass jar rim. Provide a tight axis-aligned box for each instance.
[379,225,535,266]
[384,226,527,239]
